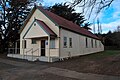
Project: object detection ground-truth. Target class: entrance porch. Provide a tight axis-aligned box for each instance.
[8,36,60,62]
[7,53,59,62]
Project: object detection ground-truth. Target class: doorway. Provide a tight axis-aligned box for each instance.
[41,40,45,56]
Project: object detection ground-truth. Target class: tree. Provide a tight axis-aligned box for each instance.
[69,0,114,18]
[0,0,42,53]
[82,22,91,30]
[0,0,29,52]
[104,31,120,48]
[48,3,86,26]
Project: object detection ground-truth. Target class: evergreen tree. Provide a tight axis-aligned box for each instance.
[0,0,42,53]
[48,3,86,26]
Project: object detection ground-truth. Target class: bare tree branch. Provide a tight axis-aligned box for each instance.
[69,0,114,18]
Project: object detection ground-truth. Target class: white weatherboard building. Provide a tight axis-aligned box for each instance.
[8,6,104,62]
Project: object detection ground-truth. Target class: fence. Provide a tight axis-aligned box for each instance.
[8,48,20,54]
[8,48,59,56]
[8,48,59,62]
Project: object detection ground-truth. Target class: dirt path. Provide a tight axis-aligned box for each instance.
[0,58,77,80]
[0,57,120,80]
[43,67,120,80]
[49,51,120,76]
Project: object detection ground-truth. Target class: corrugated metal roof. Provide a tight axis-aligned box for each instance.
[36,19,57,37]
[37,6,99,40]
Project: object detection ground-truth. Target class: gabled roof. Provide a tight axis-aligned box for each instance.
[37,6,99,40]
[36,19,57,37]
[20,6,99,40]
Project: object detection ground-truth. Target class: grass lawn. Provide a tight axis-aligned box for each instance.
[50,50,120,76]
[83,50,120,59]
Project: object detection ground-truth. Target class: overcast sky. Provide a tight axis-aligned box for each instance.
[42,0,120,33]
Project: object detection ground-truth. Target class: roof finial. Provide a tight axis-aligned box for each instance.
[34,3,37,8]
[34,17,36,21]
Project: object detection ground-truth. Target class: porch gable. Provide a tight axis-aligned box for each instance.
[24,20,56,39]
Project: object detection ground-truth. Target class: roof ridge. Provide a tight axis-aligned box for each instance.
[37,6,99,40]
[37,6,78,25]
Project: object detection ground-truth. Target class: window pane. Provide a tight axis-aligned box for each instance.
[24,40,26,48]
[99,41,101,48]
[95,40,97,48]
[50,39,55,49]
[31,39,36,44]
[69,38,72,48]
[91,39,93,48]
[86,38,88,48]
[63,37,67,48]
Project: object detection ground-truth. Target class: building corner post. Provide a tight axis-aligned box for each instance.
[48,36,50,62]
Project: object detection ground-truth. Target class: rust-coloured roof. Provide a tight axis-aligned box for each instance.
[20,6,99,39]
[36,19,57,37]
[37,6,99,40]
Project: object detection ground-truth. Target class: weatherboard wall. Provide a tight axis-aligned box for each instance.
[20,9,60,56]
[60,28,104,58]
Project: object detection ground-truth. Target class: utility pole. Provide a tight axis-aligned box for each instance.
[93,21,96,34]
[97,18,102,34]
[100,23,102,34]
[97,18,100,34]
[117,26,120,32]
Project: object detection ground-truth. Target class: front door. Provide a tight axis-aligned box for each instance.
[41,40,45,56]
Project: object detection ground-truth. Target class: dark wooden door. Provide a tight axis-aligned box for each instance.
[41,40,45,56]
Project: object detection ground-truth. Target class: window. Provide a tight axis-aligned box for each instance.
[95,40,97,48]
[63,37,67,48]
[50,39,55,49]
[86,38,88,48]
[31,39,36,44]
[99,41,101,48]
[69,38,72,48]
[22,40,26,49]
[91,39,93,48]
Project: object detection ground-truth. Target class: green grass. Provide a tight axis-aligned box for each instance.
[101,50,120,56]
[86,50,120,59]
